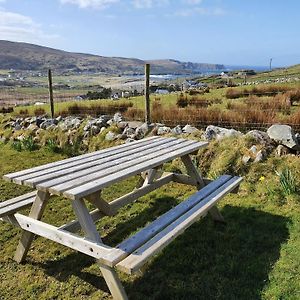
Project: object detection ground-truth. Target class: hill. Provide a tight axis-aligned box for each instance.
[0,40,224,75]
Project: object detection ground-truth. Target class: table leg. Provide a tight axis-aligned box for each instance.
[14,190,50,263]
[72,198,128,300]
[181,155,225,223]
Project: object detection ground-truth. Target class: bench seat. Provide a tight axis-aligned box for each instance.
[0,191,36,218]
[107,175,242,274]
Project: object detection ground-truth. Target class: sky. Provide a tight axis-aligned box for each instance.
[0,0,300,67]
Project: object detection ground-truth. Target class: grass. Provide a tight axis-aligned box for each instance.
[0,136,299,299]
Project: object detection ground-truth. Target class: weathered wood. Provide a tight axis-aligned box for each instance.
[17,137,168,186]
[48,69,54,119]
[72,197,128,299]
[116,176,243,274]
[109,173,174,214]
[181,155,205,188]
[14,190,50,263]
[102,175,233,266]
[9,213,113,261]
[86,191,112,216]
[36,138,183,192]
[145,63,151,124]
[0,191,36,217]
[63,141,207,200]
[58,208,104,233]
[4,136,160,183]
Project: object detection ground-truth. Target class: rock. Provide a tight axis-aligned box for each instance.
[117,121,128,129]
[90,125,100,135]
[36,118,45,127]
[113,113,123,123]
[267,124,300,150]
[172,125,182,135]
[107,119,114,126]
[14,123,22,131]
[157,126,171,135]
[246,130,273,146]
[56,116,62,123]
[254,150,266,162]
[275,145,290,157]
[123,127,136,137]
[242,155,251,164]
[134,127,145,140]
[40,119,55,130]
[127,121,144,129]
[60,117,82,130]
[249,145,258,155]
[204,125,242,141]
[105,131,117,141]
[183,124,199,134]
[100,127,106,133]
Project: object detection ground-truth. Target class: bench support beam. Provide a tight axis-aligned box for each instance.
[72,198,128,300]
[14,190,50,263]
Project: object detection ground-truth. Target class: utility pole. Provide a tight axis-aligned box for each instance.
[145,64,151,124]
[48,69,54,119]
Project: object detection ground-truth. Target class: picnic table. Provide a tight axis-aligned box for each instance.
[0,136,242,299]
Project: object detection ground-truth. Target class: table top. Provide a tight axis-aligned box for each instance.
[4,136,207,200]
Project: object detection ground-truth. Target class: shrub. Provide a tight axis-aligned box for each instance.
[276,168,297,196]
[11,140,22,151]
[22,136,38,151]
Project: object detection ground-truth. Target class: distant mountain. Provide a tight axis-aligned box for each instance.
[0,40,225,75]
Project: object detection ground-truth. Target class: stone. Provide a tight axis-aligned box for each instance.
[113,112,123,123]
[246,130,273,146]
[182,124,199,134]
[249,145,258,155]
[254,150,266,163]
[100,127,106,133]
[172,125,182,135]
[107,119,114,126]
[105,131,117,141]
[242,155,251,164]
[267,124,300,150]
[157,126,171,135]
[127,121,144,129]
[40,119,55,129]
[204,125,242,141]
[123,127,136,137]
[275,145,290,157]
[134,127,145,140]
[117,121,128,129]
[90,125,100,135]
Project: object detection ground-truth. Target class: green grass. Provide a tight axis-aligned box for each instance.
[0,137,299,299]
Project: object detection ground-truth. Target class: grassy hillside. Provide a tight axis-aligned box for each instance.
[0,40,224,74]
[0,136,299,299]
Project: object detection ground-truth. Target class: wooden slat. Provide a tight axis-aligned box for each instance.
[9,213,114,264]
[0,191,36,209]
[116,176,243,274]
[13,137,166,186]
[63,141,208,200]
[25,137,177,188]
[3,136,160,182]
[102,175,232,266]
[42,139,202,196]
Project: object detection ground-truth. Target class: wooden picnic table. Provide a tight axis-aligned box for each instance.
[0,136,242,299]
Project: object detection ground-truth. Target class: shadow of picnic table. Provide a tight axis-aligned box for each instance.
[34,198,289,300]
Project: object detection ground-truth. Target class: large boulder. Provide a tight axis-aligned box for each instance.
[246,130,273,146]
[182,124,199,134]
[204,125,242,141]
[267,124,300,150]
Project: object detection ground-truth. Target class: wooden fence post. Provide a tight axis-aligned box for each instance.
[48,69,54,119]
[145,64,151,124]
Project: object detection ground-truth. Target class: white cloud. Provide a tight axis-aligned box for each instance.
[170,6,227,17]
[183,0,202,5]
[60,0,119,9]
[132,0,169,9]
[0,9,59,44]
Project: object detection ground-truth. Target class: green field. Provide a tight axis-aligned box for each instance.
[0,136,299,299]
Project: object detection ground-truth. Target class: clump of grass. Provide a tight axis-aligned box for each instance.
[276,168,297,196]
[46,139,60,153]
[11,140,22,151]
[34,107,46,116]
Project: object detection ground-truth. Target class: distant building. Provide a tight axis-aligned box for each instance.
[155,89,169,95]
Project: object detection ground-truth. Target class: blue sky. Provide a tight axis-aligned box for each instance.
[0,0,299,66]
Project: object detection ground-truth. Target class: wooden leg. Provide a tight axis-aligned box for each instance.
[72,198,128,300]
[181,155,205,188]
[14,190,50,263]
[181,155,225,222]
